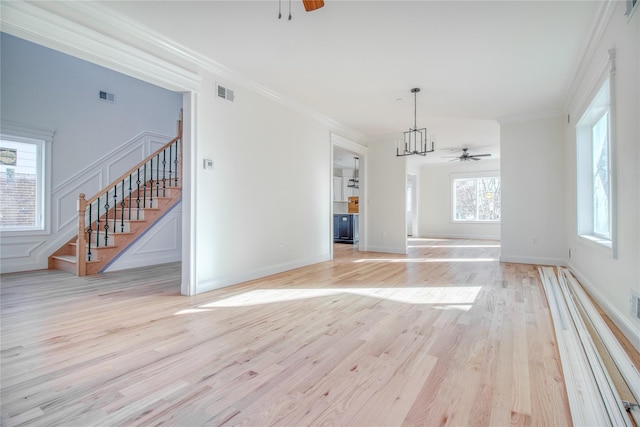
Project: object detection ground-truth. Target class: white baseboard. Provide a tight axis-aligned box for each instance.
[418,233,500,241]
[196,254,331,295]
[500,254,566,266]
[566,261,640,353]
[363,245,407,254]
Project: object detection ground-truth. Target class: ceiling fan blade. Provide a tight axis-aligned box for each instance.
[469,154,492,157]
[449,158,460,162]
[471,157,481,161]
[302,0,324,11]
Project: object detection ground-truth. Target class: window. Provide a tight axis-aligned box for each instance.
[576,78,614,247]
[591,112,610,238]
[452,176,501,222]
[0,137,45,231]
[0,121,53,234]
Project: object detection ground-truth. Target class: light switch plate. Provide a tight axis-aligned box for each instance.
[203,159,214,170]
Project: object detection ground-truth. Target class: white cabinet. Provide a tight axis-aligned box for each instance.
[333,177,344,202]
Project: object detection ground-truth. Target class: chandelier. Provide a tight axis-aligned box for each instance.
[396,88,435,157]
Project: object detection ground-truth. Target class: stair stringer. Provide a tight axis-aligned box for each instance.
[102,199,182,273]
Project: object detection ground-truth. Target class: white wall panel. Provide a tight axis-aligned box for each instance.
[365,135,408,254]
[193,75,333,293]
[500,116,566,265]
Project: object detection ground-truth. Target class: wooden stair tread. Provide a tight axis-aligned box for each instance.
[49,174,181,275]
[51,255,76,263]
[50,254,101,264]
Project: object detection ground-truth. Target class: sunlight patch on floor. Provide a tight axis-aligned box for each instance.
[353,258,498,263]
[407,244,501,248]
[174,286,482,314]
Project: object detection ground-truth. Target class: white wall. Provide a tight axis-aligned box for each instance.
[365,135,407,254]
[0,33,182,185]
[564,2,639,348]
[500,116,566,265]
[0,33,183,273]
[418,158,501,240]
[193,75,335,293]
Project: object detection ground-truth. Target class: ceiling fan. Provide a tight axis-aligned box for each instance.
[278,0,324,20]
[446,148,492,162]
[302,0,324,11]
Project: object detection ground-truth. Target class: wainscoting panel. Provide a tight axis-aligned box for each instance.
[55,170,102,231]
[1,131,177,274]
[105,203,182,272]
[0,239,45,259]
[106,144,146,183]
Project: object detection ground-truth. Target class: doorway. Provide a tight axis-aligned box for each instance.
[330,134,367,259]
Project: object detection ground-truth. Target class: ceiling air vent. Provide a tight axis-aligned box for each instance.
[217,84,234,102]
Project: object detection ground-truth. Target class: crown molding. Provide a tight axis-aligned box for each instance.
[1,119,56,143]
[47,1,367,143]
[330,133,368,154]
[560,0,617,113]
[496,110,562,125]
[0,1,201,92]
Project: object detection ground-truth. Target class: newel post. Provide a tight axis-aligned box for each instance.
[77,194,87,276]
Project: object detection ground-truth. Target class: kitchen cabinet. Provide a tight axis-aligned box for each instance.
[333,177,344,202]
[333,214,358,243]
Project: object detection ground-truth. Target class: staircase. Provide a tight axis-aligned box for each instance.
[49,116,182,276]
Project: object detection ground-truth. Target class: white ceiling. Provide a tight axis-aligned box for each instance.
[93,0,600,165]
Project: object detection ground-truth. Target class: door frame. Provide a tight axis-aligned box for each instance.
[330,133,368,260]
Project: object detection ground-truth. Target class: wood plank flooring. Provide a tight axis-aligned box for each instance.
[1,238,572,426]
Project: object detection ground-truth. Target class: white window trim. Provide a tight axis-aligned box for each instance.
[0,120,54,237]
[575,49,617,258]
[451,171,501,224]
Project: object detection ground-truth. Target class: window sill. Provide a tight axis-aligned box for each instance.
[579,234,612,249]
[0,228,50,238]
[452,220,501,224]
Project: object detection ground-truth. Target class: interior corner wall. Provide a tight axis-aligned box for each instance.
[564,1,639,349]
[365,135,407,254]
[500,116,566,265]
[417,159,501,240]
[0,32,183,273]
[193,74,333,294]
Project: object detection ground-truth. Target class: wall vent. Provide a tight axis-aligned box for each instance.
[99,90,115,103]
[217,84,234,102]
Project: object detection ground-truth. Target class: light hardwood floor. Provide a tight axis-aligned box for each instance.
[1,238,572,426]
